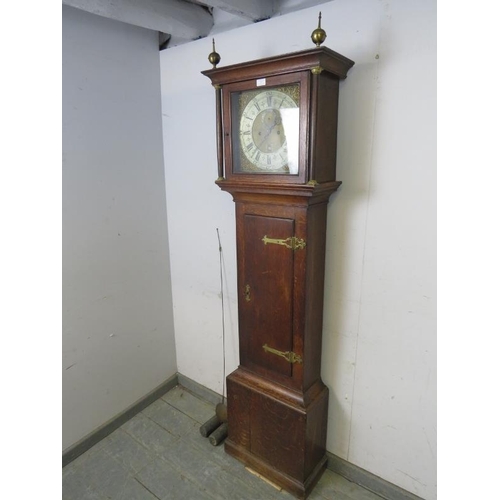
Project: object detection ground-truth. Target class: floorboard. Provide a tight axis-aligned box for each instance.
[63,386,385,500]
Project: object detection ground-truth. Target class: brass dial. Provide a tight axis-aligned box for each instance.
[239,89,298,172]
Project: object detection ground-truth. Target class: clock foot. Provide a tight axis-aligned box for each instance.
[225,439,327,499]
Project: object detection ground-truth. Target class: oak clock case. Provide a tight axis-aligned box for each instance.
[203,43,354,500]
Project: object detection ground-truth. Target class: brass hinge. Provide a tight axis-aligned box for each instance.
[262,235,306,251]
[262,344,303,364]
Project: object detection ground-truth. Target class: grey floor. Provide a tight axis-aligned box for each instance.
[63,386,385,500]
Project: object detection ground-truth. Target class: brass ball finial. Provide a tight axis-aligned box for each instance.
[311,12,327,47]
[208,38,221,68]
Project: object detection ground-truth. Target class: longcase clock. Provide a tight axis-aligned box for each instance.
[202,22,354,499]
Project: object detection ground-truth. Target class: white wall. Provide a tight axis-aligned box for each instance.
[160,1,436,499]
[62,5,177,451]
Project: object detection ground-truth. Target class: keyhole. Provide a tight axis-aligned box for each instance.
[245,284,251,302]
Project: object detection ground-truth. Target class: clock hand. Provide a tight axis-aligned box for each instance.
[257,125,276,149]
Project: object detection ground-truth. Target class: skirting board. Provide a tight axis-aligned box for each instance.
[177,372,226,406]
[62,373,178,467]
[62,372,425,500]
[326,453,424,500]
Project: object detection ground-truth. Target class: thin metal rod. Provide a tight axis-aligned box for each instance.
[216,228,226,403]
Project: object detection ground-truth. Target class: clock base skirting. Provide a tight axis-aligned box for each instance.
[225,439,327,499]
[225,369,329,499]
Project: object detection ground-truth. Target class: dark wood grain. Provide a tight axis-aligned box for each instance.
[214,85,224,179]
[311,73,340,183]
[203,45,354,500]
[202,46,354,85]
[251,391,305,479]
[303,201,329,390]
[240,214,295,377]
[225,368,329,498]
[226,377,251,449]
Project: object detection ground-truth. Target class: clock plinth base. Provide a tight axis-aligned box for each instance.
[225,440,327,500]
[225,368,329,499]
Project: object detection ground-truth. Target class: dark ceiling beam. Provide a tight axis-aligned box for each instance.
[193,0,277,21]
[62,0,213,40]
[276,0,333,16]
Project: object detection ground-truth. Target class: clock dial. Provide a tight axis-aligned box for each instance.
[231,85,300,174]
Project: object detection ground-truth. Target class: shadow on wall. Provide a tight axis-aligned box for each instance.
[321,59,380,457]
